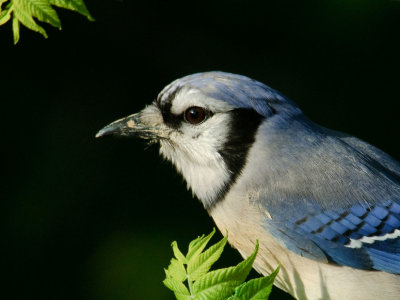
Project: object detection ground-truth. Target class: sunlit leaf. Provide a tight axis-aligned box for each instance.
[166,258,187,282]
[0,5,11,25]
[16,0,61,28]
[0,0,93,43]
[48,0,94,21]
[12,14,19,44]
[164,231,277,300]
[13,1,48,40]
[186,228,215,263]
[187,234,227,281]
[229,265,280,300]
[172,241,187,264]
[192,242,259,298]
[163,277,191,299]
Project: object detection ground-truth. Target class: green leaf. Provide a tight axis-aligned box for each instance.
[192,241,259,299]
[174,294,192,300]
[0,5,11,26]
[163,277,191,299]
[12,1,48,39]
[187,234,228,281]
[165,258,187,282]
[172,241,187,264]
[0,0,93,43]
[230,265,280,300]
[164,232,279,300]
[12,14,19,44]
[195,280,240,300]
[15,0,61,28]
[48,0,94,21]
[186,228,215,263]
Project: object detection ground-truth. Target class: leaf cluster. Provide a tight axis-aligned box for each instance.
[0,0,93,44]
[163,229,279,300]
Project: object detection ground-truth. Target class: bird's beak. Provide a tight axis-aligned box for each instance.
[96,106,167,140]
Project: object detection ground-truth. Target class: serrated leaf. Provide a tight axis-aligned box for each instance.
[166,258,187,282]
[172,241,187,264]
[192,241,259,297]
[48,0,94,21]
[0,6,11,26]
[174,294,192,300]
[12,1,47,39]
[186,228,215,263]
[163,277,191,298]
[195,281,241,300]
[12,14,19,44]
[187,235,206,254]
[232,265,280,300]
[192,266,244,300]
[187,234,228,281]
[15,0,60,28]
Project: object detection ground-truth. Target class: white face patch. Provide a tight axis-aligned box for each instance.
[158,107,233,207]
[170,87,235,116]
[140,84,254,207]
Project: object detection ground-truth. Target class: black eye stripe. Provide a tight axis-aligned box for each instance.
[207,108,264,210]
[160,102,182,128]
[160,101,214,128]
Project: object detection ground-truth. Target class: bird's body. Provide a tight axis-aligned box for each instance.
[97,72,400,299]
[211,191,400,300]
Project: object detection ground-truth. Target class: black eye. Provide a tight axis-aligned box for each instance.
[184,106,207,124]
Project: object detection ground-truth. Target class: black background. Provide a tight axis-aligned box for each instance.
[3,0,400,299]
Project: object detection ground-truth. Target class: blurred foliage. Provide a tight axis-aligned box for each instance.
[0,0,93,43]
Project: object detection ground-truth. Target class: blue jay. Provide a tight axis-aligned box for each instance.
[96,72,400,299]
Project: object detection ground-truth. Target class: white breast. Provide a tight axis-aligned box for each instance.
[159,135,230,207]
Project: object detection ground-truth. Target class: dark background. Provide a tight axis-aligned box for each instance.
[3,0,400,299]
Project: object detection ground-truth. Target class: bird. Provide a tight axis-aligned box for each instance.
[96,71,400,300]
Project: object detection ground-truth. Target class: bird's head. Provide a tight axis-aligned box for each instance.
[96,71,302,209]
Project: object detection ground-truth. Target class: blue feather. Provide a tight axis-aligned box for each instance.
[158,71,302,118]
[329,221,348,235]
[364,213,382,227]
[390,202,400,214]
[265,200,400,274]
[371,206,389,219]
[338,216,358,230]
[349,205,367,217]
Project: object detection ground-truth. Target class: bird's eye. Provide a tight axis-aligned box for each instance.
[184,106,207,124]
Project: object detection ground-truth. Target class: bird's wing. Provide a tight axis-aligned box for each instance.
[259,127,400,273]
[327,128,400,179]
[264,200,400,273]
